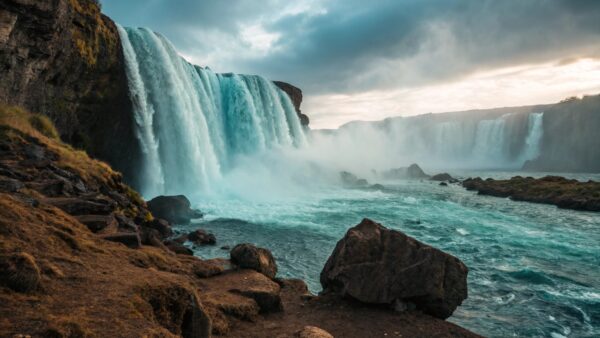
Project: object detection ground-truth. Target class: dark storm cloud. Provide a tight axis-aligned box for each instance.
[102,0,600,94]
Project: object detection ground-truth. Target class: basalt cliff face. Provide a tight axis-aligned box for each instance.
[0,0,142,183]
[274,80,310,127]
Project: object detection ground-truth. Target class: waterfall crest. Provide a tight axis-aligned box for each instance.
[117,26,306,197]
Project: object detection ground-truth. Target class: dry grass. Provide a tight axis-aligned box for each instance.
[0,104,118,185]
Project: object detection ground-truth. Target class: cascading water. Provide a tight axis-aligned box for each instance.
[117,26,306,198]
[519,112,544,163]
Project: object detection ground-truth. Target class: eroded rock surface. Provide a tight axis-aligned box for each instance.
[320,218,468,319]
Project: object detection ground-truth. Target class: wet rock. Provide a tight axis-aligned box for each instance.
[439,182,448,186]
[144,218,173,238]
[75,214,118,233]
[230,244,277,279]
[0,252,41,293]
[320,218,468,319]
[187,229,216,245]
[147,195,203,224]
[220,246,230,251]
[164,240,194,255]
[100,232,141,249]
[294,326,334,338]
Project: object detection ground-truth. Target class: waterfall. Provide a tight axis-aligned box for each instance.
[472,116,509,165]
[519,112,544,164]
[117,26,306,197]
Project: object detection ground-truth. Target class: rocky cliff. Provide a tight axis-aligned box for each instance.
[274,80,310,127]
[0,0,142,184]
[523,95,600,172]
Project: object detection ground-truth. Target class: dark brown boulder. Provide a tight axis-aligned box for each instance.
[0,252,41,293]
[164,240,194,255]
[76,214,118,233]
[187,229,216,245]
[100,232,141,249]
[320,218,468,319]
[230,244,277,279]
[147,195,203,225]
[144,218,173,238]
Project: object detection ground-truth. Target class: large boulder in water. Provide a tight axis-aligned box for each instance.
[147,195,203,225]
[320,218,468,319]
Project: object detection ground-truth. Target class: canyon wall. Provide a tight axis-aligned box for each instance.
[0,0,142,183]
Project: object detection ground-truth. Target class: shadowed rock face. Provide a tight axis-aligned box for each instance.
[321,218,468,319]
[274,81,310,127]
[0,0,142,185]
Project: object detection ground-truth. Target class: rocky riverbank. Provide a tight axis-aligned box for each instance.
[0,106,479,337]
[463,176,600,212]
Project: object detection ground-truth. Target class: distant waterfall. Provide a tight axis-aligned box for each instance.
[472,117,508,163]
[519,112,544,163]
[117,26,306,197]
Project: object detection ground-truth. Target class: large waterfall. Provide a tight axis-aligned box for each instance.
[117,26,306,197]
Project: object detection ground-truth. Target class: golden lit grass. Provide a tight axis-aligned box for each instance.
[0,104,117,184]
[69,0,118,66]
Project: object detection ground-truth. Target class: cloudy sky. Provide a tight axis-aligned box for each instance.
[103,0,600,129]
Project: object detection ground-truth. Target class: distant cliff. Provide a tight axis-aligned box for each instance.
[0,0,142,184]
[338,94,600,173]
[523,95,600,172]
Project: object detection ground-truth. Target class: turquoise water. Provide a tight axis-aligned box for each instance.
[181,173,600,338]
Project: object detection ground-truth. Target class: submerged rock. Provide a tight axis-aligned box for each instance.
[147,195,203,224]
[174,229,216,246]
[230,244,278,279]
[320,218,468,319]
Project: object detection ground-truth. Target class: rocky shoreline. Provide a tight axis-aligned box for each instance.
[0,106,479,337]
[463,176,600,212]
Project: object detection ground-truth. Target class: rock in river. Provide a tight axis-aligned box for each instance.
[320,218,468,319]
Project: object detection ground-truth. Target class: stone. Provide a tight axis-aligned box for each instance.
[230,244,278,279]
[144,218,173,238]
[100,232,141,249]
[164,240,194,255]
[294,326,334,338]
[44,197,114,216]
[320,218,468,319]
[382,163,429,180]
[147,195,203,224]
[0,252,41,293]
[187,229,216,245]
[76,214,118,233]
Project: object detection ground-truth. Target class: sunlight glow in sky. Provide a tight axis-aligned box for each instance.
[306,58,600,129]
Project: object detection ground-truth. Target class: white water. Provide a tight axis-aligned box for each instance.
[117,26,306,198]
